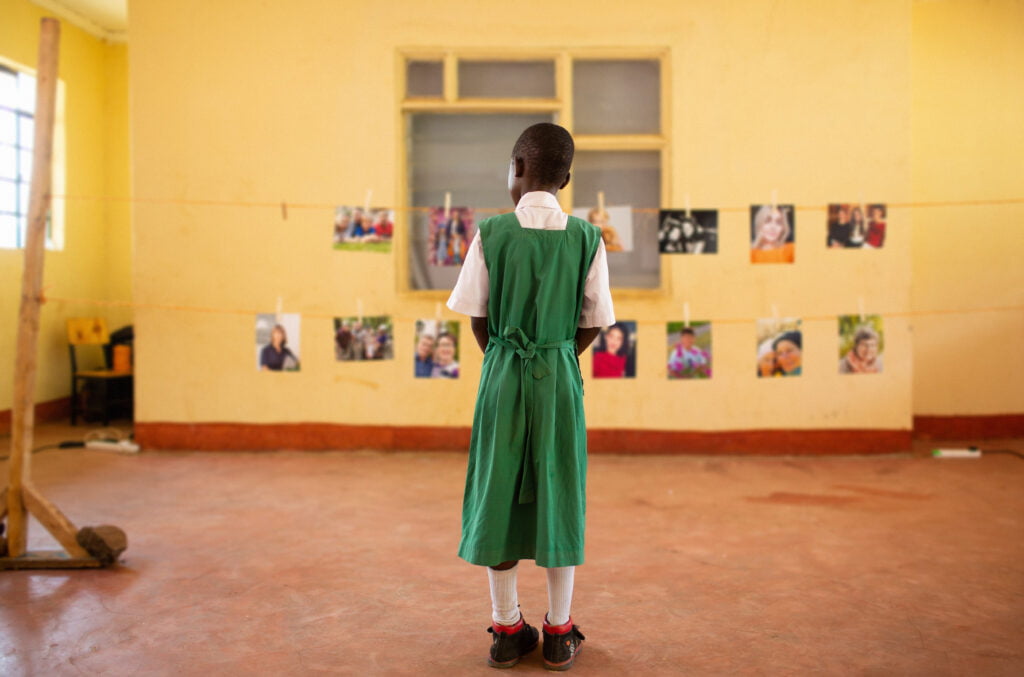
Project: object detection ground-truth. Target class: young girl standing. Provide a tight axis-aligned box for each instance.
[447,123,614,670]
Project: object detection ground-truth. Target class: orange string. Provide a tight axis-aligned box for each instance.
[43,296,1024,324]
[51,194,1024,214]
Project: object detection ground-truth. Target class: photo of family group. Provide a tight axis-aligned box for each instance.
[572,205,634,252]
[333,206,395,253]
[428,207,475,266]
[756,318,802,377]
[827,204,887,249]
[666,321,712,379]
[334,316,394,361]
[256,313,301,372]
[750,204,796,264]
[414,319,460,379]
[658,210,719,254]
[592,321,637,379]
[838,315,884,374]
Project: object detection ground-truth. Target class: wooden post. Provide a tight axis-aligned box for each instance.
[5,18,90,561]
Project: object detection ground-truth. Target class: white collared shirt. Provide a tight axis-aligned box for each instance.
[446,191,615,328]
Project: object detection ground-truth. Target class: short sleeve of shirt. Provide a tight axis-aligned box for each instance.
[579,239,615,328]
[446,231,489,317]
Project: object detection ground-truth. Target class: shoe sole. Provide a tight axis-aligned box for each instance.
[543,645,582,671]
[488,639,539,669]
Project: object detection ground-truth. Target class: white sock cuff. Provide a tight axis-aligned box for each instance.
[488,565,520,626]
[545,565,575,627]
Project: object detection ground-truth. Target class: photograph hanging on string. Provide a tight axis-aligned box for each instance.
[756,317,802,378]
[827,203,887,249]
[593,321,637,379]
[414,319,461,379]
[750,204,795,263]
[428,207,475,266]
[838,315,884,374]
[658,210,718,254]
[572,205,634,252]
[333,206,395,253]
[666,321,712,379]
[334,316,394,361]
[256,313,301,372]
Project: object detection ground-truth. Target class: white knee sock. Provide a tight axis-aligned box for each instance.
[545,566,575,626]
[487,565,520,625]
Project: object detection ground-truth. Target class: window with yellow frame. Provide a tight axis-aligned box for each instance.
[396,50,669,295]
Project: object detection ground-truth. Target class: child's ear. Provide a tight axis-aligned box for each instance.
[514,156,526,178]
[559,172,571,190]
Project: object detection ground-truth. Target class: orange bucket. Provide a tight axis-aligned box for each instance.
[113,344,132,372]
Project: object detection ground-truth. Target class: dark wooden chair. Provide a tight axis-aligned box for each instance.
[68,318,133,425]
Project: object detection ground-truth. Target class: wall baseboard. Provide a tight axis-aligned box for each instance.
[134,422,913,454]
[0,397,71,436]
[913,414,1024,440]
[13,413,1016,452]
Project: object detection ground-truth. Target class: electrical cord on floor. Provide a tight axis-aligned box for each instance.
[982,448,1024,460]
[0,440,85,462]
[0,427,138,461]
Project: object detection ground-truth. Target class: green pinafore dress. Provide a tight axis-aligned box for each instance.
[458,211,602,568]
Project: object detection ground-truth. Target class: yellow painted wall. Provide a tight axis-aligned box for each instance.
[0,0,132,414]
[911,0,1024,415]
[130,0,918,431]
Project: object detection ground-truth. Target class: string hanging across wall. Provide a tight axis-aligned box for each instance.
[31,192,1023,381]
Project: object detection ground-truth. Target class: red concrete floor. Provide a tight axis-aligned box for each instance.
[1,422,1023,676]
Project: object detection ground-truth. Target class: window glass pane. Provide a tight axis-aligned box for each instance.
[573,60,660,134]
[408,112,552,290]
[458,61,555,99]
[17,72,35,113]
[572,151,661,288]
[406,60,443,98]
[0,145,15,179]
[19,149,31,179]
[0,178,16,212]
[0,69,16,104]
[18,182,29,212]
[0,214,18,248]
[0,110,15,145]
[18,115,33,146]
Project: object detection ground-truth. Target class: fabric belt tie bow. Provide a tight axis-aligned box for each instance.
[489,327,576,504]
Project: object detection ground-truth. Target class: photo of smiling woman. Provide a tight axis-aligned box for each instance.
[839,315,884,374]
[256,313,301,372]
[756,318,803,378]
[750,204,795,264]
[414,319,460,379]
[593,321,637,379]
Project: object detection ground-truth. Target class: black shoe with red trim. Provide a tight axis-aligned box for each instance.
[542,616,585,671]
[487,615,539,668]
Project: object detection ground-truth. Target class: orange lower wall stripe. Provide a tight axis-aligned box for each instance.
[134,422,913,454]
[912,414,1024,440]
[0,397,70,436]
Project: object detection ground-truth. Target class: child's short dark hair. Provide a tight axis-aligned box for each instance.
[512,123,574,186]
